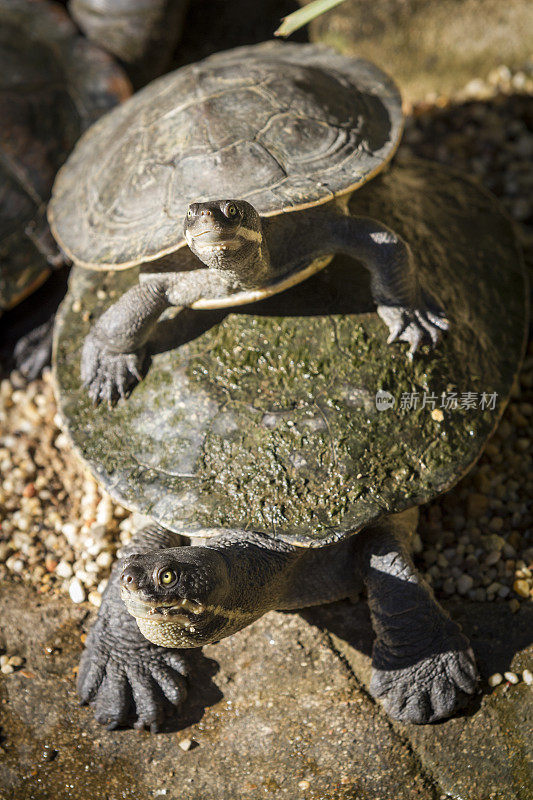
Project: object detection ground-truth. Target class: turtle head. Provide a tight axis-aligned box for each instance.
[184,199,267,280]
[119,546,252,647]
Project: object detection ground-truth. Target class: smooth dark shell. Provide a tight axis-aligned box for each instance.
[53,160,527,546]
[0,0,130,312]
[48,41,403,269]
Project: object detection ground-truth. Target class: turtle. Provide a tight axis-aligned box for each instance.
[52,158,527,730]
[68,0,189,83]
[48,41,449,407]
[0,0,130,377]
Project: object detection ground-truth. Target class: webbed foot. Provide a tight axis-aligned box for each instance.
[370,642,478,724]
[377,303,448,358]
[81,331,144,406]
[78,587,189,731]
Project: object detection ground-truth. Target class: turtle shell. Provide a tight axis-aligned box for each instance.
[53,159,527,546]
[0,0,131,313]
[48,41,403,270]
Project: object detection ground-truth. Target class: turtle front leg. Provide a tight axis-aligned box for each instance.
[326,214,448,356]
[359,522,479,723]
[81,269,231,404]
[77,525,190,731]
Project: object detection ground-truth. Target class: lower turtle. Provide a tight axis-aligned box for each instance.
[53,159,527,729]
[0,0,130,377]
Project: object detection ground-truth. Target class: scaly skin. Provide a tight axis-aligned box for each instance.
[78,517,478,730]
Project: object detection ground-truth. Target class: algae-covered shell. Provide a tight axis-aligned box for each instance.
[48,41,403,270]
[53,159,527,546]
[0,0,131,314]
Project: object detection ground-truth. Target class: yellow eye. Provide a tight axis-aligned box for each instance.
[226,203,237,217]
[160,569,177,586]
[187,208,193,217]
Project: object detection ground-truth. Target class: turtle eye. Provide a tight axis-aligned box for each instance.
[225,203,238,218]
[187,208,193,217]
[158,568,178,587]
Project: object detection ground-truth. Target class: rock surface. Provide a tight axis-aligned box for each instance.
[0,581,531,800]
[305,0,533,103]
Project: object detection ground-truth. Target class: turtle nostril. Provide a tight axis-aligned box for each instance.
[120,567,139,591]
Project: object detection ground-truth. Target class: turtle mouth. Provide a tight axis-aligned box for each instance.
[189,230,242,250]
[120,587,206,624]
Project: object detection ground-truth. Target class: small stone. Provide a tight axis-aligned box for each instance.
[0,655,9,667]
[298,780,311,790]
[56,560,73,579]
[72,300,82,313]
[69,578,86,604]
[41,746,57,762]
[504,671,519,684]
[1,663,14,674]
[442,577,455,595]
[95,551,113,569]
[522,669,532,685]
[513,579,530,598]
[467,493,488,517]
[488,673,503,687]
[9,655,23,667]
[178,738,193,751]
[88,591,102,608]
[431,408,444,422]
[456,574,474,595]
[509,598,520,613]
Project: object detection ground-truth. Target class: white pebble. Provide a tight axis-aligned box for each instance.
[69,578,86,604]
[61,523,78,545]
[488,673,503,687]
[88,591,102,608]
[56,560,73,579]
[0,655,9,667]
[1,664,14,675]
[522,669,532,685]
[178,738,193,751]
[96,551,113,569]
[504,671,519,684]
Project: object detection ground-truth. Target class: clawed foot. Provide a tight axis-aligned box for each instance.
[370,645,479,724]
[14,318,54,379]
[377,302,449,358]
[78,617,189,731]
[81,332,144,406]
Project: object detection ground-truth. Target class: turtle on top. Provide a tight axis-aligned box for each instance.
[48,41,447,406]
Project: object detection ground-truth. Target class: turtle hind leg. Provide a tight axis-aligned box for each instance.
[77,525,190,731]
[359,521,479,724]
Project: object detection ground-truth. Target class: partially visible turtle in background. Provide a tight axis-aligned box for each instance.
[68,0,189,84]
[49,41,448,406]
[53,159,527,731]
[0,0,131,378]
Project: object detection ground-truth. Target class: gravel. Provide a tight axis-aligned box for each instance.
[0,370,135,604]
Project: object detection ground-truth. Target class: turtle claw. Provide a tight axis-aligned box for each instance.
[78,600,189,730]
[378,303,449,357]
[81,331,144,406]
